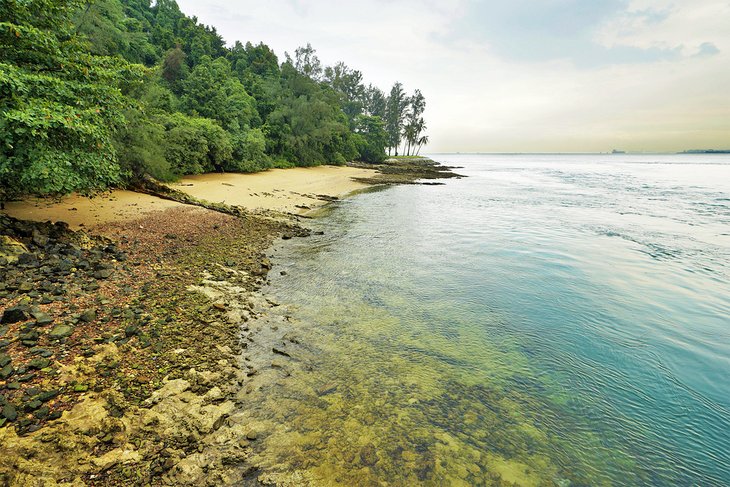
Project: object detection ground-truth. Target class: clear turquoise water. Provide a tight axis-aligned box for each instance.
[246,154,730,486]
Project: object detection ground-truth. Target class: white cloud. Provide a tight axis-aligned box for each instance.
[176,0,730,152]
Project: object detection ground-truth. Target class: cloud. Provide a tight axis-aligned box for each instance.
[447,0,685,66]
[696,41,720,57]
[173,0,730,152]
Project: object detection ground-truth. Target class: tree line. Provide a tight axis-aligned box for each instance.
[0,0,429,198]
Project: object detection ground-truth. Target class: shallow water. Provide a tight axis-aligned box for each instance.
[241,154,730,486]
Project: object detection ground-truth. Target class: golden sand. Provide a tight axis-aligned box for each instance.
[2,165,378,229]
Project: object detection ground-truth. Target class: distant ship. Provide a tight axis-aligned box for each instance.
[611,149,626,154]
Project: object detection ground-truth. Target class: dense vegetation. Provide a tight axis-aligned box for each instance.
[0,0,429,198]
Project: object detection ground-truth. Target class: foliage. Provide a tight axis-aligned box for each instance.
[0,0,428,198]
[353,115,387,163]
[385,82,408,156]
[0,0,144,197]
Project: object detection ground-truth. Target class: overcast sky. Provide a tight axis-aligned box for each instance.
[177,0,729,153]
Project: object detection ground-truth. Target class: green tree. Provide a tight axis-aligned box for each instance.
[365,84,386,119]
[403,89,426,155]
[0,0,143,197]
[385,82,407,156]
[353,115,387,163]
[324,61,365,126]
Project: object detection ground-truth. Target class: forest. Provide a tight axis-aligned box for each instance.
[0,0,429,198]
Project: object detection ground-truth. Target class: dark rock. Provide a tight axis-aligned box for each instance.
[32,312,53,326]
[17,253,37,266]
[0,325,7,337]
[24,400,42,412]
[94,269,113,279]
[0,365,13,380]
[2,404,17,421]
[79,310,97,323]
[30,348,53,358]
[19,331,39,343]
[6,382,20,390]
[18,282,34,293]
[28,358,50,370]
[49,324,74,339]
[359,443,379,466]
[0,353,10,367]
[1,306,29,324]
[124,324,139,337]
[0,340,10,349]
[48,410,62,420]
[33,406,49,420]
[36,389,60,403]
[18,373,36,382]
[272,347,291,358]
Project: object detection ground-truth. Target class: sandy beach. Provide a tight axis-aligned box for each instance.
[174,165,378,214]
[2,165,378,229]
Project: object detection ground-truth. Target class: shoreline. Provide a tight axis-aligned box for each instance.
[1,165,380,230]
[0,159,457,485]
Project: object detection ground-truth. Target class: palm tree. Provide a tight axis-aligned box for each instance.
[416,134,429,155]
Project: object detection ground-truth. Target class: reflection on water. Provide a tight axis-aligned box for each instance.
[238,154,730,486]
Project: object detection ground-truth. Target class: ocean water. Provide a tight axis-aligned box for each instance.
[241,154,730,486]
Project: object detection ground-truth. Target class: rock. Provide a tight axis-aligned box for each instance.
[94,269,113,279]
[24,400,42,411]
[0,235,28,264]
[73,384,89,393]
[0,365,13,380]
[79,310,97,323]
[28,357,51,370]
[33,405,50,419]
[49,324,74,339]
[246,430,258,440]
[37,389,60,402]
[316,383,338,396]
[30,347,53,358]
[359,443,379,466]
[0,353,10,367]
[2,403,17,421]
[272,347,291,358]
[1,306,29,324]
[18,281,34,293]
[32,312,54,326]
[6,382,20,390]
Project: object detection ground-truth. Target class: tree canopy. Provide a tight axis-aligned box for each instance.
[0,0,429,198]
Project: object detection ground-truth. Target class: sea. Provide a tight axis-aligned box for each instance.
[240,153,730,486]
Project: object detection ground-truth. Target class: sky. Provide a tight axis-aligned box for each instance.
[176,0,730,153]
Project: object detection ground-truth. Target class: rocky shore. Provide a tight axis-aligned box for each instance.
[0,158,458,485]
[0,206,309,485]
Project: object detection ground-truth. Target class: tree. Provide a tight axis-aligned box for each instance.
[353,115,387,163]
[385,82,407,156]
[288,43,322,81]
[402,89,426,155]
[0,0,144,197]
[365,85,386,119]
[324,61,365,126]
